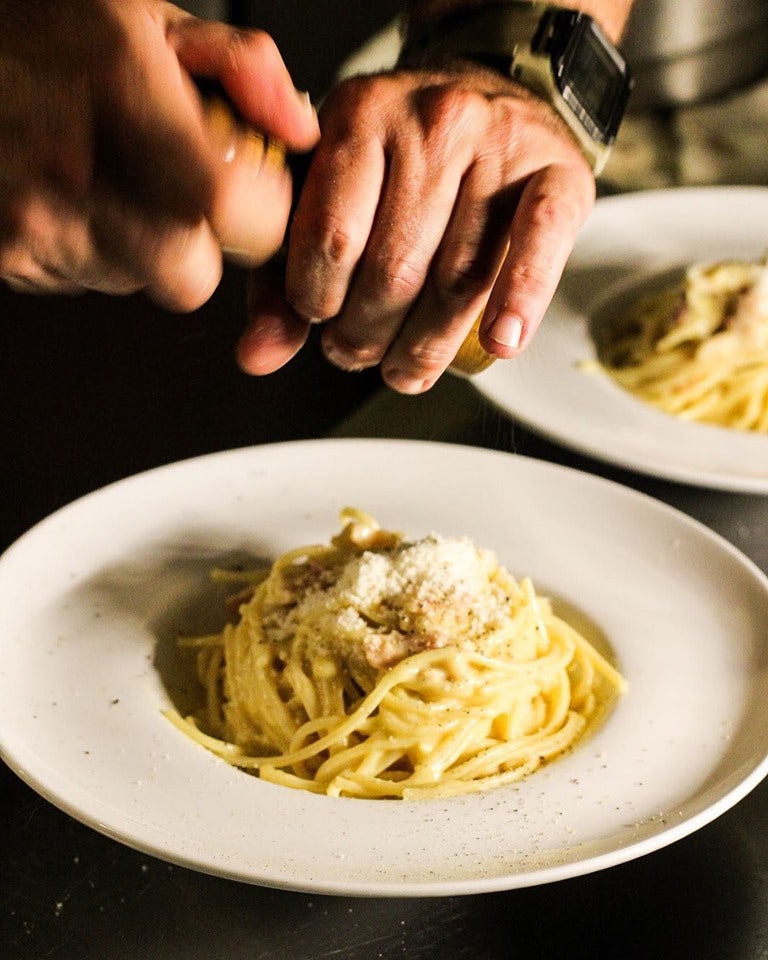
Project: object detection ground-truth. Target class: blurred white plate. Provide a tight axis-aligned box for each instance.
[1,439,767,896]
[475,186,768,492]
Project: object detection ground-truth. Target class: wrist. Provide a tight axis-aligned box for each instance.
[398,2,634,175]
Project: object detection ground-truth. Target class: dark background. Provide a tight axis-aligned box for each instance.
[0,2,404,553]
[237,0,402,96]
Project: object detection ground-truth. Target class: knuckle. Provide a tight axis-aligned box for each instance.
[505,190,585,303]
[224,28,280,75]
[336,73,383,108]
[506,258,552,301]
[504,261,552,315]
[304,209,361,270]
[526,189,574,233]
[400,336,455,373]
[322,76,389,133]
[324,329,385,371]
[417,84,480,136]
[287,211,362,319]
[368,255,424,303]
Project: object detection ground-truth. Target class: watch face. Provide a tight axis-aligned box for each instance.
[550,12,632,144]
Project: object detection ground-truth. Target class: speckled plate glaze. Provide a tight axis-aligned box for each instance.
[475,186,768,492]
[1,439,767,897]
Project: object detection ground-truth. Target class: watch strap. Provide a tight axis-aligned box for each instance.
[400,2,545,70]
[397,2,626,174]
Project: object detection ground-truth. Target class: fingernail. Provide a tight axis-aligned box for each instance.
[295,88,313,108]
[295,89,319,120]
[384,369,436,395]
[295,90,319,133]
[489,315,523,349]
[323,341,367,372]
[323,334,382,372]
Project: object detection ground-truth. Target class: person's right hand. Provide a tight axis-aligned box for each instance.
[0,0,319,310]
[237,62,595,392]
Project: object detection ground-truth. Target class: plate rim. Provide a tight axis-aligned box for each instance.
[2,437,768,897]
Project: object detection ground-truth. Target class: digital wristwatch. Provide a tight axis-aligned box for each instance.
[398,2,633,174]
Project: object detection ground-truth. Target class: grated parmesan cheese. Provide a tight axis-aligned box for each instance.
[261,533,532,675]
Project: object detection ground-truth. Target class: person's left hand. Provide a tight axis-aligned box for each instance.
[237,63,595,393]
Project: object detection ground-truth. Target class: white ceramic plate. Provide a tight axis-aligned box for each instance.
[1,439,767,897]
[475,186,768,492]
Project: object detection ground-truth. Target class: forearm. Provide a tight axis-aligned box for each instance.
[405,0,635,44]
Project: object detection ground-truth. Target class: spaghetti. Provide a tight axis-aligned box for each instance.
[169,509,626,799]
[593,255,768,432]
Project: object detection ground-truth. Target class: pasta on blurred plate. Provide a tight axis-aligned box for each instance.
[592,254,768,432]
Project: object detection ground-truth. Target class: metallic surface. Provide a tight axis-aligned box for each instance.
[623,0,768,108]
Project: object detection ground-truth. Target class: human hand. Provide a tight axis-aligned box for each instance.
[0,0,319,310]
[237,63,595,393]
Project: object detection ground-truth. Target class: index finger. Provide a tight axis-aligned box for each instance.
[480,163,594,357]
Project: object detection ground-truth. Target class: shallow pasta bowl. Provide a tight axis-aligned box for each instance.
[1,438,767,896]
[474,186,768,492]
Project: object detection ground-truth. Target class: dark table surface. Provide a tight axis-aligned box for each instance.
[2,271,768,960]
[2,4,768,959]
